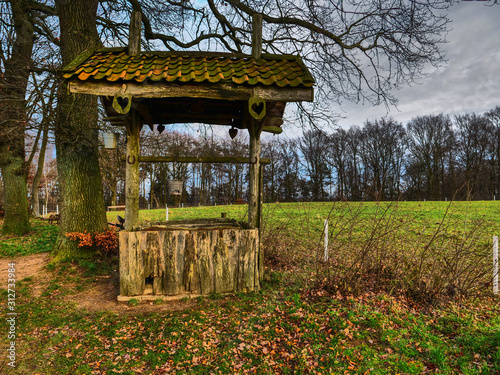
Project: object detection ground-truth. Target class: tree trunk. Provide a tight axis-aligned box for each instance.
[52,0,107,262]
[32,122,49,217]
[0,0,35,235]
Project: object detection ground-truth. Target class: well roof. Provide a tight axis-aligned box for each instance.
[62,48,315,88]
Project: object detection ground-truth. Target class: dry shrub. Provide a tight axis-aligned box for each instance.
[65,229,119,256]
[319,201,493,304]
[262,200,495,305]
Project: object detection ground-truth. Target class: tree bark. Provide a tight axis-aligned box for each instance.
[52,0,107,261]
[0,0,35,235]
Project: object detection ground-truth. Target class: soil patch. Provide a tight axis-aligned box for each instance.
[0,252,196,314]
[68,275,197,314]
[0,252,52,297]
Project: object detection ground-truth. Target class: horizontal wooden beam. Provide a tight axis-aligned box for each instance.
[69,80,314,102]
[120,155,271,164]
[262,125,283,134]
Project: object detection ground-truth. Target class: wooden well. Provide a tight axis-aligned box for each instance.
[62,11,314,302]
[118,219,263,301]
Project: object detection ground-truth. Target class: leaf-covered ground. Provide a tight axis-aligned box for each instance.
[1,263,499,374]
[1,201,500,374]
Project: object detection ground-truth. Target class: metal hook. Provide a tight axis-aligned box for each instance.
[127,155,136,164]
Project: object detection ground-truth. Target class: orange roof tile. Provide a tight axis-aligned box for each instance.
[62,48,315,88]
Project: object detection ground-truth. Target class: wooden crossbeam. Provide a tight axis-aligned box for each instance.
[120,155,271,164]
[69,81,314,102]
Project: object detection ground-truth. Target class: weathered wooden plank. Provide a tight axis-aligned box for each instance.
[68,80,314,102]
[128,11,142,56]
[262,125,283,135]
[197,231,214,295]
[236,230,254,292]
[120,231,144,296]
[175,231,186,294]
[161,231,179,295]
[124,111,141,230]
[153,231,166,295]
[183,233,200,293]
[252,13,263,60]
[213,231,233,293]
[119,231,129,296]
[248,119,261,229]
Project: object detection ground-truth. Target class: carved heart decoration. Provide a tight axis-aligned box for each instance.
[117,96,129,109]
[229,127,238,139]
[248,97,266,120]
[252,102,264,116]
[112,92,132,114]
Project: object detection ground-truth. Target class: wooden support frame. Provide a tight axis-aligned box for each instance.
[247,118,262,230]
[68,81,314,103]
[124,111,141,230]
[121,151,267,231]
[119,155,270,164]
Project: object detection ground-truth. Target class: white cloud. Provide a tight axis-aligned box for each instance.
[335,2,500,127]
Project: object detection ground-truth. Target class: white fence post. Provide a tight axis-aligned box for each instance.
[494,236,498,295]
[324,219,328,262]
[166,205,169,221]
[56,205,59,214]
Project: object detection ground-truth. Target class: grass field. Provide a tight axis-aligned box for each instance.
[1,201,499,374]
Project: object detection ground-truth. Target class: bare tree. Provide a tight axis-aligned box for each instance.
[0,0,35,234]
[406,114,454,200]
[328,128,350,199]
[455,113,493,199]
[299,130,331,200]
[360,117,406,200]
[486,106,500,199]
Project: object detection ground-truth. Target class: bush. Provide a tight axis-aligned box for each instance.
[65,229,119,256]
[261,200,494,305]
[319,201,493,304]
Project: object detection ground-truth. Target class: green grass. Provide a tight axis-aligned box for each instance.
[0,201,499,374]
[107,200,500,238]
[1,272,499,374]
[0,218,58,257]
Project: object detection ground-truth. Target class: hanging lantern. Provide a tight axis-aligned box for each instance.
[103,132,119,149]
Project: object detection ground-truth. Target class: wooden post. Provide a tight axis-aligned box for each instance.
[258,164,264,231]
[125,111,140,230]
[248,119,262,229]
[252,13,263,59]
[128,11,141,56]
[494,236,499,295]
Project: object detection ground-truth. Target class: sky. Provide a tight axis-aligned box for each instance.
[335,1,500,128]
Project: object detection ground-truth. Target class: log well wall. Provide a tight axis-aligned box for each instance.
[119,228,262,297]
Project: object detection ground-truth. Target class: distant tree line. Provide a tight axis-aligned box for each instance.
[97,106,500,207]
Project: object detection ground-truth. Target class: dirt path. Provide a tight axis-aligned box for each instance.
[0,252,195,314]
[0,253,51,298]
